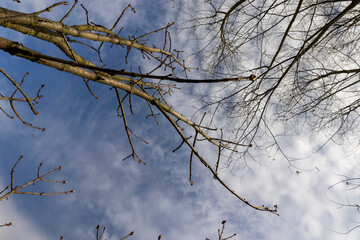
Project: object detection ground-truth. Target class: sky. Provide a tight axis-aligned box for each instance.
[0,1,360,239]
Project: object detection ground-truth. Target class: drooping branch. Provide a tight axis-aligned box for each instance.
[115,87,146,164]
[155,101,278,214]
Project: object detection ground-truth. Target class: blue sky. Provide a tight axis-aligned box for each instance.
[0,1,360,239]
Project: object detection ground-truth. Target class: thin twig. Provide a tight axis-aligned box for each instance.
[190,112,206,185]
[33,1,69,16]
[110,4,135,32]
[215,129,223,176]
[0,106,13,118]
[60,0,78,22]
[82,77,99,99]
[0,222,12,228]
[120,231,135,240]
[10,155,23,190]
[80,4,89,25]
[135,22,175,41]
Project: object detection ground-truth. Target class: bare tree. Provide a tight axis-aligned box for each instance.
[1,0,360,237]
[0,0,278,218]
[182,0,360,170]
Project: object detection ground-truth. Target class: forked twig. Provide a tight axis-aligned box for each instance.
[93,225,134,240]
[115,88,146,164]
[0,155,74,202]
[218,220,236,240]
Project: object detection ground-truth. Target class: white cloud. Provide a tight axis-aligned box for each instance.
[0,197,49,240]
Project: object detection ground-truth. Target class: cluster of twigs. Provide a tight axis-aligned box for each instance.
[0,155,74,227]
[0,155,74,201]
[58,220,234,239]
[60,224,135,240]
[0,69,45,131]
[0,1,276,214]
[185,0,360,172]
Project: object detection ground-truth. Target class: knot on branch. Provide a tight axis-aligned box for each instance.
[249,74,257,81]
